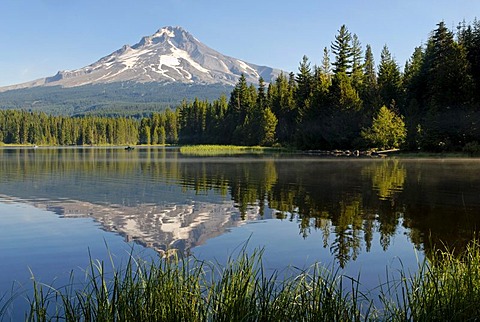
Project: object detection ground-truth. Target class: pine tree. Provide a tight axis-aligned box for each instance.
[295,55,313,118]
[269,73,296,145]
[331,25,353,74]
[256,77,267,110]
[360,44,380,115]
[403,46,426,149]
[351,34,364,90]
[419,21,475,150]
[259,107,278,146]
[457,20,480,104]
[321,72,363,148]
[226,74,257,144]
[377,45,403,108]
[423,21,474,110]
[164,108,178,144]
[158,126,166,145]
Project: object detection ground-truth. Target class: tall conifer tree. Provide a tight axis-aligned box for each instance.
[377,45,403,109]
[351,34,364,90]
[361,44,380,115]
[331,25,353,74]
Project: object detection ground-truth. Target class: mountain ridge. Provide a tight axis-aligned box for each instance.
[0,26,283,92]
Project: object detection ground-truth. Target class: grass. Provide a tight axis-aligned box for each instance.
[379,240,480,321]
[179,145,283,156]
[3,241,480,321]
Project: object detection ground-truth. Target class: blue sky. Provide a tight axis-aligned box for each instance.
[0,0,479,86]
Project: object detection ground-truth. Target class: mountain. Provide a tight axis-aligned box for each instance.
[1,26,282,91]
[0,26,283,115]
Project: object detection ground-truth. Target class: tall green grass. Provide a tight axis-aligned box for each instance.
[179,145,270,156]
[379,240,480,321]
[4,240,480,321]
[16,249,369,321]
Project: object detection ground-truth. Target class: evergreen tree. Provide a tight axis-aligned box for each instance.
[320,47,332,77]
[269,73,296,145]
[419,22,475,150]
[226,74,256,144]
[316,47,333,95]
[331,72,363,112]
[256,77,267,110]
[228,74,254,122]
[403,46,425,106]
[331,25,353,74]
[457,19,480,104]
[351,34,364,90]
[295,55,313,119]
[377,45,403,109]
[360,44,380,117]
[206,95,228,144]
[423,21,474,110]
[158,126,166,145]
[403,46,426,149]
[320,72,363,148]
[164,108,178,144]
[259,107,278,146]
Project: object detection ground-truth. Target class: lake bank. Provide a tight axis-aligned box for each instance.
[2,143,477,159]
[5,240,480,321]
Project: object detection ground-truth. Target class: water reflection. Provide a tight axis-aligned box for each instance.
[1,147,480,267]
[365,160,406,201]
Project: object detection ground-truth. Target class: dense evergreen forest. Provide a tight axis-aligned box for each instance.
[0,82,232,116]
[1,20,480,152]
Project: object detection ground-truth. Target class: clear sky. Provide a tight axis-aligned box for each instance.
[0,0,478,86]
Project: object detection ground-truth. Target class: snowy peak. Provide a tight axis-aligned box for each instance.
[4,26,282,91]
[134,26,184,48]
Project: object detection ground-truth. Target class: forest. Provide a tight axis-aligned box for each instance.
[0,82,232,116]
[1,20,480,152]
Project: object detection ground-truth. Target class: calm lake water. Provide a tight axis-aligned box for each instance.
[1,147,480,316]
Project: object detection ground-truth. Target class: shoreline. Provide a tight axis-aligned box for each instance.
[1,144,478,158]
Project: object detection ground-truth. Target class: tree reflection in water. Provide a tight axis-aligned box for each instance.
[175,157,409,268]
[2,148,480,267]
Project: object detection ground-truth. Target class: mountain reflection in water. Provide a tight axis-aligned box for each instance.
[1,147,480,268]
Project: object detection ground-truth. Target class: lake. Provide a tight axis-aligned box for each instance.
[1,147,480,317]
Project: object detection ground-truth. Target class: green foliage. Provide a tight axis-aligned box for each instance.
[268,73,296,145]
[330,72,362,112]
[350,34,364,90]
[0,82,232,116]
[295,55,313,119]
[463,141,480,155]
[322,72,363,148]
[18,249,368,321]
[361,105,406,149]
[381,240,480,321]
[259,108,278,146]
[331,25,353,74]
[179,145,267,156]
[9,241,480,321]
[378,45,403,108]
[2,19,480,151]
[0,110,140,146]
[423,22,474,111]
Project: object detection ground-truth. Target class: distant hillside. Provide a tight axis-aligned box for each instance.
[0,82,232,116]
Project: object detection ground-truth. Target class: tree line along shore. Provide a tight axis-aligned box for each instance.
[2,20,480,153]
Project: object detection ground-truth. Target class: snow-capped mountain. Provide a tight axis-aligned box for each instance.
[2,26,281,91]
